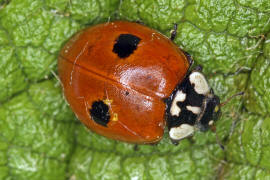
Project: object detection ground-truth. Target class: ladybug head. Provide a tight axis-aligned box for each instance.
[166,66,243,144]
[166,66,244,144]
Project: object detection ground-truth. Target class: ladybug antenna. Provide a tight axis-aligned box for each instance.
[212,91,244,150]
[210,125,225,150]
[216,131,225,151]
[219,91,244,107]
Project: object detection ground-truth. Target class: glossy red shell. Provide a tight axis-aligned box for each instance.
[58,21,190,144]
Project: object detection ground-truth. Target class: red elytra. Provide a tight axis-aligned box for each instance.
[58,21,190,144]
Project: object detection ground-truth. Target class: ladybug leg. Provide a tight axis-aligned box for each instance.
[193,65,203,72]
[134,20,145,25]
[169,23,194,67]
[170,139,179,146]
[133,144,139,151]
[183,51,194,67]
[170,23,178,41]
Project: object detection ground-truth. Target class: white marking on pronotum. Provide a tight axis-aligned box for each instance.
[186,105,201,114]
[170,90,186,116]
[69,41,89,85]
[189,72,210,95]
[208,120,214,126]
[169,124,195,141]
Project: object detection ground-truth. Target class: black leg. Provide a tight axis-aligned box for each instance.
[134,20,144,25]
[170,23,178,41]
[193,65,203,72]
[183,51,194,66]
[133,144,139,151]
[170,139,179,145]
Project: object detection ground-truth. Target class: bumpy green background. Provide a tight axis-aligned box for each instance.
[0,0,270,179]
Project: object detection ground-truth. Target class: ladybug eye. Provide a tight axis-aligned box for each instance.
[214,106,219,113]
[113,34,141,58]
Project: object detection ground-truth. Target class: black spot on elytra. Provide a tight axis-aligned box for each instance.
[113,34,141,58]
[89,100,110,127]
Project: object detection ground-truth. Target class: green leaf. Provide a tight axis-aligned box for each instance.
[264,33,270,59]
[0,45,27,102]
[245,56,270,115]
[1,0,270,179]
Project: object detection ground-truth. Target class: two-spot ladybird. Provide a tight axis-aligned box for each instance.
[58,21,221,144]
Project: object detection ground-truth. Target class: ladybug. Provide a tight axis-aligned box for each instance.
[58,21,222,144]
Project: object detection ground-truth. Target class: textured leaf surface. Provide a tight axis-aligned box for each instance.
[0,0,270,179]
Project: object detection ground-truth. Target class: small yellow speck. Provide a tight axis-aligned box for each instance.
[112,113,118,121]
[214,106,219,112]
[104,99,113,106]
